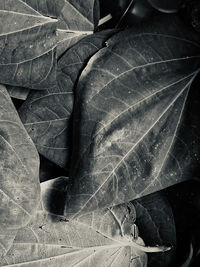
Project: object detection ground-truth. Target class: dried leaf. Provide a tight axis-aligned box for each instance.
[64,16,200,218]
[0,85,40,257]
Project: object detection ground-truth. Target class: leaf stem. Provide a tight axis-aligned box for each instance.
[98,14,113,26]
[115,0,135,28]
[127,240,172,253]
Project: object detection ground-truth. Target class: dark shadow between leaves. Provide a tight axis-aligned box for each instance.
[42,177,69,221]
[39,154,69,182]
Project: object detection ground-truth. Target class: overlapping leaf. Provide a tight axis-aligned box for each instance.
[0,177,148,267]
[6,85,30,100]
[22,0,99,30]
[0,85,40,257]
[64,16,200,218]
[0,0,58,89]
[22,0,100,57]
[133,192,176,267]
[19,30,117,169]
[0,0,99,91]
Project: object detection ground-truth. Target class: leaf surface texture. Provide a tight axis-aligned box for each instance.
[0,85,40,257]
[1,177,147,267]
[65,16,200,217]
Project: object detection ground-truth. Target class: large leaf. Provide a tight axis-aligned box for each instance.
[22,0,100,57]
[64,16,200,218]
[0,85,40,257]
[0,177,151,267]
[0,0,58,89]
[133,192,176,267]
[19,30,117,169]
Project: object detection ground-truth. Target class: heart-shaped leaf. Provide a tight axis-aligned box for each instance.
[64,16,200,218]
[0,0,58,89]
[0,85,40,257]
[19,30,117,169]
[1,177,150,267]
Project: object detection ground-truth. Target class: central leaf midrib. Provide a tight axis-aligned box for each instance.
[2,242,127,267]
[72,71,196,218]
[74,72,196,177]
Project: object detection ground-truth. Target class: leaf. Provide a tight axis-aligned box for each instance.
[0,0,58,89]
[56,31,88,58]
[55,0,100,56]
[1,177,149,267]
[21,0,66,18]
[6,85,30,100]
[0,85,40,257]
[0,229,17,259]
[19,30,117,169]
[22,0,100,57]
[133,192,176,267]
[57,30,117,93]
[19,88,73,169]
[22,0,99,29]
[64,15,200,218]
[0,0,99,89]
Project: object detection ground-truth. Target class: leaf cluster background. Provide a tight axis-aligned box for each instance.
[0,0,200,266]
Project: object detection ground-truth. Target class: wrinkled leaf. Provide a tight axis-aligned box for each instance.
[1,177,148,267]
[0,85,40,256]
[64,16,200,218]
[133,192,176,267]
[0,0,58,89]
[6,85,30,100]
[19,30,117,169]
